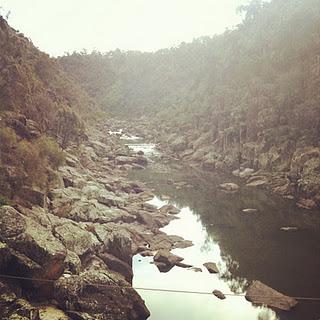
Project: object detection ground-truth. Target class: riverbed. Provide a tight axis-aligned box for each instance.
[124,138,320,320]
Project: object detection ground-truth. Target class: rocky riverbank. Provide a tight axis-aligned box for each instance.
[0,120,192,320]
[118,118,320,211]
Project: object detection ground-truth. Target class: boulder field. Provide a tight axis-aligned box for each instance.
[119,118,320,210]
[0,121,191,320]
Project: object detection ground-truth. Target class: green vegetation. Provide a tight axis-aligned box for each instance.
[0,121,65,197]
[1,0,320,205]
[0,16,100,203]
[0,195,10,207]
[60,0,320,151]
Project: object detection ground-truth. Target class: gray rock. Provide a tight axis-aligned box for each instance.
[54,257,150,320]
[203,262,219,274]
[246,179,267,187]
[245,280,297,311]
[154,249,183,266]
[142,202,158,212]
[97,193,126,208]
[99,252,133,283]
[153,261,174,273]
[219,183,239,192]
[54,223,100,256]
[159,204,180,215]
[212,290,226,300]
[0,206,66,280]
[171,137,188,152]
[239,168,254,178]
[64,250,81,274]
[104,230,133,266]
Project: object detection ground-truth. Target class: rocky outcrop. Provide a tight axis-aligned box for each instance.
[153,249,184,272]
[0,280,70,320]
[203,262,219,274]
[0,206,66,283]
[54,257,150,320]
[0,122,199,319]
[245,280,297,311]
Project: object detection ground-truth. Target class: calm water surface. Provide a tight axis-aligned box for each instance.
[124,138,320,320]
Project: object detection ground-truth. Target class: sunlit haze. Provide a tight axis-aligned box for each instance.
[1,0,247,56]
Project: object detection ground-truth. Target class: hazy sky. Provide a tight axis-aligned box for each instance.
[1,0,248,56]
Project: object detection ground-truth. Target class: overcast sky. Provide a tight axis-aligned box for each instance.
[1,0,248,56]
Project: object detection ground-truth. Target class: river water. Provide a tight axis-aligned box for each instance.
[124,138,320,320]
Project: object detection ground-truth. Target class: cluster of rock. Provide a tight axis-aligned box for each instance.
[0,122,193,320]
[124,118,320,210]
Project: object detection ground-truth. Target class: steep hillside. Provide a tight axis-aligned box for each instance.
[59,0,320,208]
[0,16,101,203]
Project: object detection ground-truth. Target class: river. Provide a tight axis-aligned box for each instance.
[123,137,320,320]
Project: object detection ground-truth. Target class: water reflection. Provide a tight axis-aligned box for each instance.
[129,140,320,320]
[133,198,278,320]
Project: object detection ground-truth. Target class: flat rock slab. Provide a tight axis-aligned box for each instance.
[219,183,239,192]
[245,280,298,311]
[203,262,219,274]
[154,249,184,266]
[246,180,267,187]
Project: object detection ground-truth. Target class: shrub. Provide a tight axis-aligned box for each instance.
[15,140,46,186]
[0,126,17,158]
[35,136,65,169]
[0,195,10,207]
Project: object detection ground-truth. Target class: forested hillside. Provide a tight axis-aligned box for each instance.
[0,16,100,203]
[60,0,320,208]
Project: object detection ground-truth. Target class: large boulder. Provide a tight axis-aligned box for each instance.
[153,249,184,272]
[245,280,297,311]
[203,262,219,274]
[99,252,133,283]
[54,222,100,256]
[171,137,188,152]
[0,206,66,281]
[104,230,133,266]
[97,192,126,208]
[54,257,150,320]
